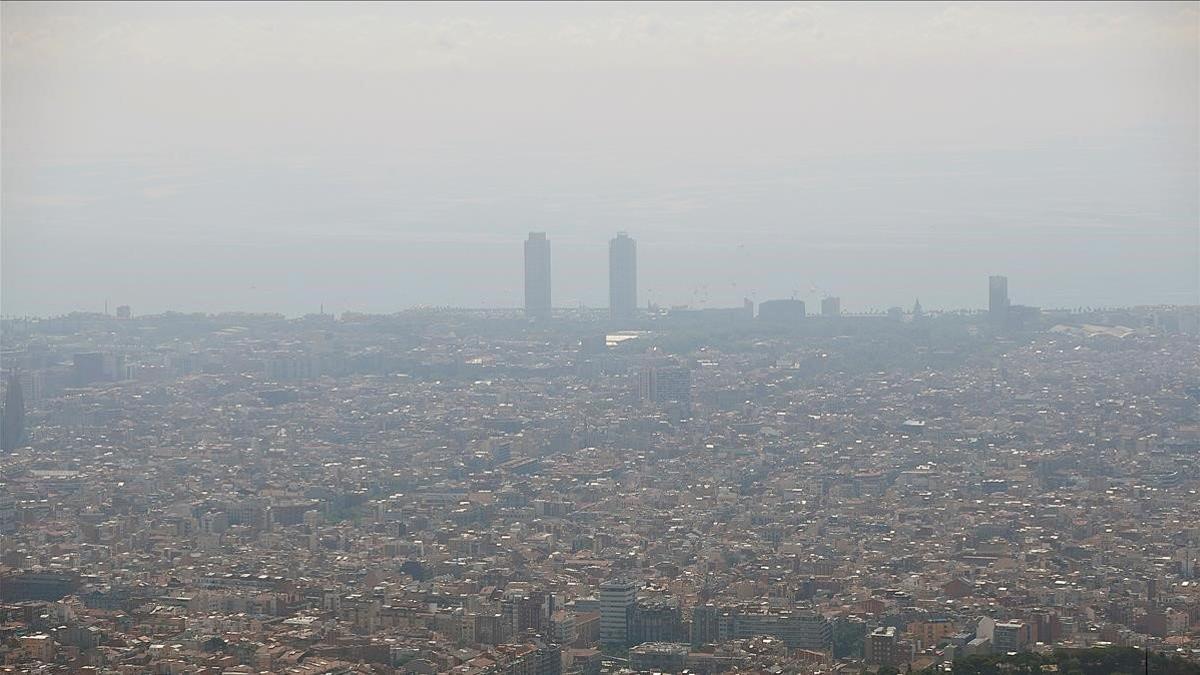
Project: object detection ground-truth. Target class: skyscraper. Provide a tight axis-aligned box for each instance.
[524,232,551,319]
[609,232,637,321]
[821,296,841,317]
[1,371,26,452]
[599,578,638,646]
[989,275,1009,328]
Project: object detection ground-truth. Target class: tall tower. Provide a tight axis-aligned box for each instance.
[599,578,638,647]
[1,370,26,452]
[524,232,551,319]
[609,232,637,321]
[989,275,1009,329]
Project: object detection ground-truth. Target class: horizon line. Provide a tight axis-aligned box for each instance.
[3,302,1197,323]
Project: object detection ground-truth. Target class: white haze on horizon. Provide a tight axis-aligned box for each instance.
[3,1,1197,316]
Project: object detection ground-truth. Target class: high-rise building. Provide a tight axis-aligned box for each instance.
[992,621,1029,653]
[502,588,555,634]
[630,598,683,645]
[821,297,841,317]
[729,609,831,651]
[609,233,637,321]
[73,353,106,385]
[639,362,692,405]
[758,299,806,322]
[524,232,551,319]
[989,275,1009,328]
[0,489,16,533]
[533,640,563,675]
[599,578,638,646]
[689,604,831,651]
[1,371,25,452]
[691,605,721,646]
[865,626,908,667]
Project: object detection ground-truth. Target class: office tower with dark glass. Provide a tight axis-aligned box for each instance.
[989,275,1009,328]
[523,232,551,319]
[609,232,637,320]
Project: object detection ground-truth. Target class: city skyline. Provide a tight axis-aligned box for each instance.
[1,289,1196,673]
[0,226,1184,320]
[0,271,1188,321]
[1,3,1198,672]
[3,2,1197,317]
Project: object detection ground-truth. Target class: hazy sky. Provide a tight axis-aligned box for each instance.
[3,1,1197,316]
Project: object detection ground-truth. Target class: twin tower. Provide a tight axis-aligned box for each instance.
[524,232,637,320]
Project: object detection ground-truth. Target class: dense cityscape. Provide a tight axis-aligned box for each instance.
[1,231,1198,674]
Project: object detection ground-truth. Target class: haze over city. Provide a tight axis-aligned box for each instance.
[3,1,1198,316]
[1,4,1200,675]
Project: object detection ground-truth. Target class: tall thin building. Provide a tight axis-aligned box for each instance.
[989,275,1009,328]
[524,232,551,319]
[609,232,637,320]
[1,370,26,452]
[599,578,638,646]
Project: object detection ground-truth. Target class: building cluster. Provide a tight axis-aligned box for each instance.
[0,292,1198,674]
[523,232,639,322]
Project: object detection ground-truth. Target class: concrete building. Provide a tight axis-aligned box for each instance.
[690,605,831,652]
[989,275,1009,329]
[758,299,806,323]
[629,643,689,672]
[599,578,638,646]
[609,233,637,321]
[1,370,25,451]
[639,363,692,405]
[993,621,1030,653]
[630,598,683,645]
[524,232,552,319]
[865,626,907,668]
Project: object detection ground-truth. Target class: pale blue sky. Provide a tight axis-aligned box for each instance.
[3,1,1197,315]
